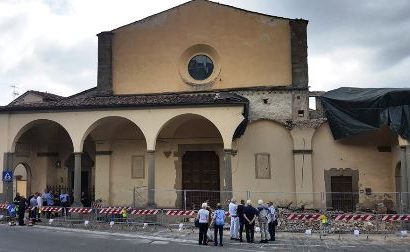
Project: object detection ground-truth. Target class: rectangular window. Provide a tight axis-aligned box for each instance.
[131,156,145,179]
[255,153,271,179]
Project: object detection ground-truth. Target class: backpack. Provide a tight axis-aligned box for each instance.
[258,207,269,222]
[214,210,225,225]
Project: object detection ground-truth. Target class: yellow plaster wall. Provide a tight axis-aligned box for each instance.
[109,139,147,206]
[112,0,292,94]
[232,120,295,202]
[312,124,394,194]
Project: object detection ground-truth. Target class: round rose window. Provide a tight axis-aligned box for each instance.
[188,55,214,80]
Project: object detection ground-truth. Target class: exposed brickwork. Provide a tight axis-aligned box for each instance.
[97,32,114,95]
[290,20,309,88]
[235,90,292,121]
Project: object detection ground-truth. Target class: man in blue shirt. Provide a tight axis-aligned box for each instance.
[43,191,54,218]
[60,191,70,216]
[243,200,258,243]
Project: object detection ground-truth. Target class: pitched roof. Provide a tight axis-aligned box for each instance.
[7,90,63,106]
[0,89,248,112]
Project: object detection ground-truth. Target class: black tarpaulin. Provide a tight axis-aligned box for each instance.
[320,87,410,140]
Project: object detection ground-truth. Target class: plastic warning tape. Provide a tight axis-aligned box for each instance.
[41,207,63,212]
[165,210,196,216]
[334,214,374,221]
[0,203,8,209]
[286,213,321,221]
[382,215,410,221]
[130,209,159,215]
[98,207,132,214]
[68,207,93,214]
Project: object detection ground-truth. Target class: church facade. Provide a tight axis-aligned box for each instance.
[1,0,408,211]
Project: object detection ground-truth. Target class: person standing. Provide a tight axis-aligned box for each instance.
[237,199,245,242]
[18,196,27,226]
[243,200,258,243]
[44,191,54,219]
[268,202,277,241]
[212,203,225,247]
[36,192,43,221]
[229,198,239,240]
[59,190,70,216]
[196,202,210,245]
[29,194,38,221]
[256,199,269,243]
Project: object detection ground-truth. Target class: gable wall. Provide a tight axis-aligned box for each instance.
[112,1,292,94]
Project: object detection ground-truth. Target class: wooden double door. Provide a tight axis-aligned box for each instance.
[182,151,220,209]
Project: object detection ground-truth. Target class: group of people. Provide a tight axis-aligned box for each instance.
[7,190,91,226]
[195,198,278,246]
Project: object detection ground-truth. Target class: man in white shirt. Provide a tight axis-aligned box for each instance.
[229,198,239,240]
[36,193,43,221]
[197,202,210,245]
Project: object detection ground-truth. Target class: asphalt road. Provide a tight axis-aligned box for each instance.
[1,224,410,252]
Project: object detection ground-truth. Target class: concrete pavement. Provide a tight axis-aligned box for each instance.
[1,224,410,251]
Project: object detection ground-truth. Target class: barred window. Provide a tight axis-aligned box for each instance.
[131,156,145,179]
[255,153,271,179]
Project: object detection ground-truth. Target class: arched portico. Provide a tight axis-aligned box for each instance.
[154,113,226,208]
[79,116,147,206]
[3,119,74,202]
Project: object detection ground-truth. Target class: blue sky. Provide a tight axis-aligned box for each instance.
[1,0,409,104]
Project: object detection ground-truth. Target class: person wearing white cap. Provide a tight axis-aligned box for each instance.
[229,198,239,240]
[256,199,269,243]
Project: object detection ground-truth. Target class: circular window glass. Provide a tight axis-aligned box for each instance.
[188,55,214,80]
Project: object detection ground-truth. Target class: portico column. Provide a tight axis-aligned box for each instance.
[147,150,156,207]
[73,152,82,206]
[3,152,14,202]
[224,149,233,201]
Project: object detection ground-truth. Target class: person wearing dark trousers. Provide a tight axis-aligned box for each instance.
[268,201,277,241]
[18,196,27,226]
[196,202,210,245]
[237,199,245,242]
[243,200,258,243]
[212,203,225,247]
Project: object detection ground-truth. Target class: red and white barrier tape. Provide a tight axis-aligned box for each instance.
[286,214,321,221]
[334,214,373,221]
[68,207,93,214]
[41,207,63,212]
[0,203,8,209]
[382,215,410,221]
[165,210,196,216]
[98,207,132,214]
[130,209,159,215]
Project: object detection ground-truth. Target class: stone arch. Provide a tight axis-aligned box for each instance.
[13,162,32,198]
[79,116,147,152]
[153,113,224,150]
[11,119,74,153]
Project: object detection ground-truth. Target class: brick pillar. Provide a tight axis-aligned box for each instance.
[289,19,309,88]
[97,31,113,95]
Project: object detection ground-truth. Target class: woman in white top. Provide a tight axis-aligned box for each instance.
[196,202,210,245]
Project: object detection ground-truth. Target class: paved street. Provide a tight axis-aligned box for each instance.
[1,224,410,251]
